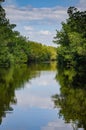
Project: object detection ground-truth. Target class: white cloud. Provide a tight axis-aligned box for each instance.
[77,0,86,10]
[4,0,85,24]
[22,28,56,46]
[24,26,33,31]
[4,0,86,46]
[3,0,86,46]
[79,0,86,7]
[42,120,73,130]
[39,30,51,35]
[4,5,67,23]
[4,4,65,46]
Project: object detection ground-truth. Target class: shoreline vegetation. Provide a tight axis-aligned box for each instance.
[52,7,86,129]
[53,7,86,88]
[0,1,57,67]
[54,7,86,69]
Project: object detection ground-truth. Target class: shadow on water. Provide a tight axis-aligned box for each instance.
[0,62,57,124]
[52,64,86,130]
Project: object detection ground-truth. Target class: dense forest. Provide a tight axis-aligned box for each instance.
[54,7,86,69]
[0,1,56,67]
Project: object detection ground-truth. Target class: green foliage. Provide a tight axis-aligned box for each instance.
[53,7,86,128]
[52,64,86,129]
[0,4,56,67]
[54,7,86,68]
[27,41,56,62]
[0,5,17,66]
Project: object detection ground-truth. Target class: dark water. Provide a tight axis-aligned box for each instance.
[0,62,85,130]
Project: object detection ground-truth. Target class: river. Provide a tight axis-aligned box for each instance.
[0,62,85,130]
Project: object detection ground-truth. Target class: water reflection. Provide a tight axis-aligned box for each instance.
[16,71,59,109]
[1,62,85,130]
[52,65,86,130]
[0,62,58,127]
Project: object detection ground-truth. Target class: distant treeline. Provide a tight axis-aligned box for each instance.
[0,3,56,67]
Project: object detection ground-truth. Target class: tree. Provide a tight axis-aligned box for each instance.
[67,6,77,17]
[54,7,86,67]
[0,4,16,66]
[0,0,5,2]
[0,0,56,66]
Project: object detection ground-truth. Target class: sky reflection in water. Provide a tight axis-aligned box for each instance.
[0,66,83,130]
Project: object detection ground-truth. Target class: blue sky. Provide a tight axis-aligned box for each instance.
[16,0,79,8]
[3,0,86,46]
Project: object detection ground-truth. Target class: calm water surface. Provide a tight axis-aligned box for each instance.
[0,63,85,130]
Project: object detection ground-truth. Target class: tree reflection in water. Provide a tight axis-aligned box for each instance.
[0,62,56,125]
[52,64,86,130]
[0,64,39,124]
